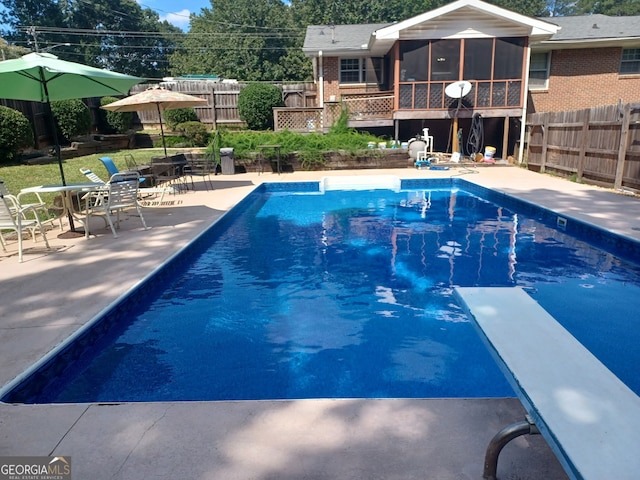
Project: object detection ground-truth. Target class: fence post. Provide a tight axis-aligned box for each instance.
[540,114,549,173]
[577,108,590,182]
[614,103,631,190]
[210,85,218,130]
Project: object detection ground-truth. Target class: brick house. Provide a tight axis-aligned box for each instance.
[301,0,640,160]
[529,14,640,113]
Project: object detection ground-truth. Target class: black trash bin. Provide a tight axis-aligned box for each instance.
[220,148,235,175]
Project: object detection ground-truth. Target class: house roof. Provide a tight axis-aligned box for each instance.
[303,23,391,56]
[302,0,559,57]
[535,14,640,49]
[374,0,558,41]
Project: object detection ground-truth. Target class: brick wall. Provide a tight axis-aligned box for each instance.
[321,57,383,102]
[530,47,640,112]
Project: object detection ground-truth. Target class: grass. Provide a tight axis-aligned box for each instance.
[1,127,386,211]
[0,147,194,205]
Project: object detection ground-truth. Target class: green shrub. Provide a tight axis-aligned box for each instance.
[99,96,133,134]
[237,83,284,130]
[164,108,198,130]
[50,99,91,141]
[176,121,210,146]
[0,106,34,164]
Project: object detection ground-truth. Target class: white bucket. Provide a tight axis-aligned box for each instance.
[484,146,496,161]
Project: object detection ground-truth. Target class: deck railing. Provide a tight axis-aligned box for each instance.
[274,93,394,132]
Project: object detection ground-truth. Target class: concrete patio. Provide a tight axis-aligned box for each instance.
[2,164,639,480]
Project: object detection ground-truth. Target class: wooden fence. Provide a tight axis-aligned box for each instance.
[131,81,316,130]
[1,81,317,146]
[526,102,640,192]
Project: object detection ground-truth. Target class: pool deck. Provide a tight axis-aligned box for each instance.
[2,164,639,479]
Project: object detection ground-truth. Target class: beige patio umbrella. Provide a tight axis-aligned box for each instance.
[102,85,208,156]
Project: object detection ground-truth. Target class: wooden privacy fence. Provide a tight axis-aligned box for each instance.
[131,81,244,128]
[131,81,317,130]
[526,102,640,192]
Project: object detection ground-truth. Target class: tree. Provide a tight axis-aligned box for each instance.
[1,0,182,78]
[545,0,579,16]
[0,37,29,59]
[491,0,548,17]
[170,0,311,81]
[68,0,182,78]
[575,0,640,15]
[238,83,284,130]
[0,0,67,46]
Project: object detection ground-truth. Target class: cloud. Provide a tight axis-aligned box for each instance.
[162,9,191,29]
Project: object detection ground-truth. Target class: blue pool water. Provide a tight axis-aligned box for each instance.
[3,179,640,403]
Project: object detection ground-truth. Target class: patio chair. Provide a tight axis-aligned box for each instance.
[83,172,148,238]
[124,154,155,187]
[80,168,173,205]
[151,155,189,192]
[99,156,149,185]
[183,156,215,191]
[0,178,61,230]
[0,193,51,262]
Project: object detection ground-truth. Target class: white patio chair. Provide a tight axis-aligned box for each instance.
[0,178,61,230]
[0,193,51,262]
[80,168,173,205]
[83,172,148,238]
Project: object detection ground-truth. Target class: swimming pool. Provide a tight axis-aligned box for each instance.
[2,177,639,403]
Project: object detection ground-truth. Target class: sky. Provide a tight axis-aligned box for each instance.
[138,0,211,30]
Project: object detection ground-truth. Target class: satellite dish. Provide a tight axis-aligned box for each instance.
[445,81,472,99]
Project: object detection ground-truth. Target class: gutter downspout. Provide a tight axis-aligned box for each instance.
[318,50,324,109]
[519,45,532,165]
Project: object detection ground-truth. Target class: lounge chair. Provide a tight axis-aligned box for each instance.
[99,156,149,185]
[83,172,148,238]
[80,168,174,205]
[0,193,51,262]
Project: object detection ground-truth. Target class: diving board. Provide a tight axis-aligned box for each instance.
[455,286,640,480]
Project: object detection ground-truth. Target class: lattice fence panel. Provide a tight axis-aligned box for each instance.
[274,108,323,132]
[343,95,394,120]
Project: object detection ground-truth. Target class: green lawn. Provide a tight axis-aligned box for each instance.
[0,147,195,204]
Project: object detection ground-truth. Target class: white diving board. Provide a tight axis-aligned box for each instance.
[455,286,640,480]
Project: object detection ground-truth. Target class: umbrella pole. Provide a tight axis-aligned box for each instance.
[157,103,168,157]
[43,92,78,234]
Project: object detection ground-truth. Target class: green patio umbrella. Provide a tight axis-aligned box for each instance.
[0,52,143,231]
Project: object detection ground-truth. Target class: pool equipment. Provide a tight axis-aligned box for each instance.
[415,157,432,169]
[445,81,472,155]
[408,128,434,160]
[466,113,484,159]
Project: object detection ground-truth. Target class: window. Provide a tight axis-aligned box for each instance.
[340,57,384,85]
[529,52,550,89]
[494,37,525,80]
[620,48,640,74]
[430,39,460,81]
[400,41,429,81]
[340,58,364,83]
[464,38,493,80]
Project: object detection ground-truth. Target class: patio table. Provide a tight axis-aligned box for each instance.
[20,182,105,237]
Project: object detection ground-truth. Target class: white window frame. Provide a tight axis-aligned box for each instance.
[620,48,640,75]
[339,57,366,84]
[529,51,550,90]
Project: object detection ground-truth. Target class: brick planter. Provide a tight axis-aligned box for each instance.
[234,149,412,173]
